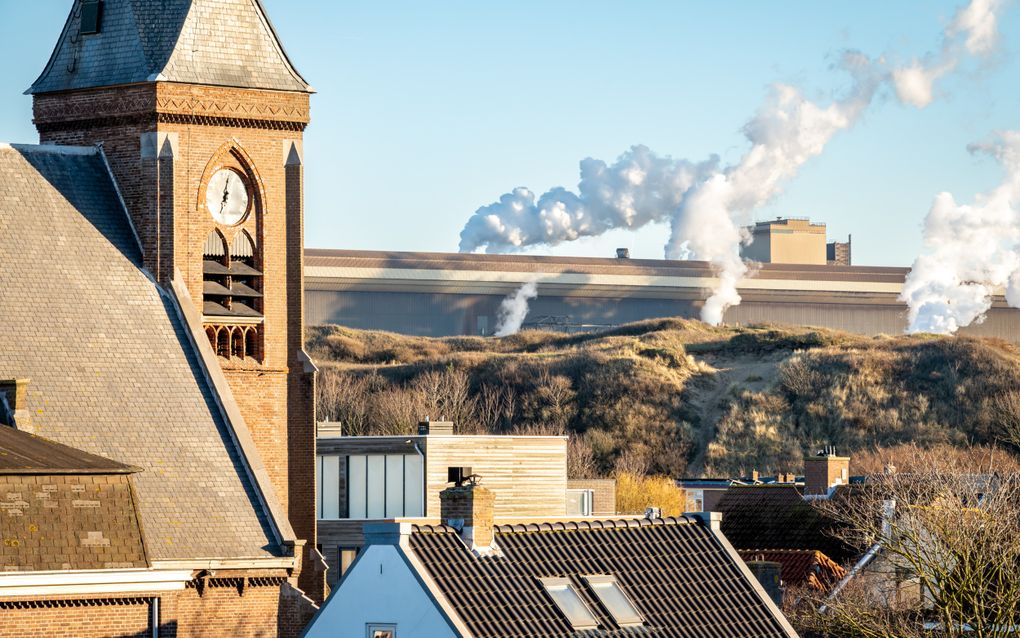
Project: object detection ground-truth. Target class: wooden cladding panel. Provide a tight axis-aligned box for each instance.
[423,437,567,518]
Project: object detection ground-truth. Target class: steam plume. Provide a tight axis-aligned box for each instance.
[458,0,1006,326]
[892,0,1003,107]
[901,132,1020,334]
[494,281,538,336]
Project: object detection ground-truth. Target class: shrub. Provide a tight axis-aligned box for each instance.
[615,472,685,516]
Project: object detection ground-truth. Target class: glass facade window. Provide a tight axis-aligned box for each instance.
[540,577,599,630]
[317,453,425,520]
[584,575,644,626]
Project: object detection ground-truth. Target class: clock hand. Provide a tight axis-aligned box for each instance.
[218,176,231,217]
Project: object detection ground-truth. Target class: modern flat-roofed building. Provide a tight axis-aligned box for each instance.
[316,421,570,585]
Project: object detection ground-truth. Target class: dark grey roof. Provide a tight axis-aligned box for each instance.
[715,485,856,564]
[29,0,310,94]
[409,517,798,638]
[0,425,139,474]
[0,143,279,561]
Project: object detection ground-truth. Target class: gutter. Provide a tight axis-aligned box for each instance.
[0,568,193,597]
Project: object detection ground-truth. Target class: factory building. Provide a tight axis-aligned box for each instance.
[304,218,1018,340]
[741,218,851,266]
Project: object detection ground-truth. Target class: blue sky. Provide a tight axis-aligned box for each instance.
[1,1,1017,266]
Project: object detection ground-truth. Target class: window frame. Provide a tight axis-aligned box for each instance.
[539,577,600,630]
[366,623,396,638]
[583,575,645,627]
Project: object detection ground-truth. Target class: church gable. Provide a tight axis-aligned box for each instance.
[29,0,310,95]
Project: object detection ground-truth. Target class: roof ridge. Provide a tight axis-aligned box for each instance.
[0,143,98,156]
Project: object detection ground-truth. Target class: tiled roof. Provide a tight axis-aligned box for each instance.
[0,426,138,474]
[409,517,798,638]
[715,485,855,564]
[29,0,310,94]
[0,144,279,561]
[737,549,846,592]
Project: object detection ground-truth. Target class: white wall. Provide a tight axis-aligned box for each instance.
[303,544,456,638]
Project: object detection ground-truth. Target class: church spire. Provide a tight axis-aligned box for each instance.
[29,0,311,95]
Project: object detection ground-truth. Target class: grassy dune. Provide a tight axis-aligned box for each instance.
[307,318,1020,478]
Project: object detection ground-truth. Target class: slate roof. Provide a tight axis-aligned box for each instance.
[29,0,310,94]
[0,144,278,561]
[715,485,855,564]
[737,549,846,592]
[0,426,139,474]
[409,517,798,638]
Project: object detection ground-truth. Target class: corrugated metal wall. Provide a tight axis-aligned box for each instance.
[306,288,1020,341]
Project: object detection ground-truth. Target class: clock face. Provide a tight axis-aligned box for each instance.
[206,169,250,226]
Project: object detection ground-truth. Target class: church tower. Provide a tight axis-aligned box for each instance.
[29,0,321,599]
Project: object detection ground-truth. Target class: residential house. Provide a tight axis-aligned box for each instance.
[303,479,801,637]
[316,421,570,585]
[714,450,857,601]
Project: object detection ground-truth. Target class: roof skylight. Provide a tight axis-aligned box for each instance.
[584,575,644,627]
[540,577,599,630]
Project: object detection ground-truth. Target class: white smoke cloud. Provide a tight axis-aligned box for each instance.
[494,281,538,337]
[458,0,1007,326]
[901,132,1020,334]
[458,147,719,253]
[892,0,1003,108]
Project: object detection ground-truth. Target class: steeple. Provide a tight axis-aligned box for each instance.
[29,0,311,95]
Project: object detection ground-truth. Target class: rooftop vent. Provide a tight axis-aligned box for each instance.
[80,1,104,35]
[616,248,630,259]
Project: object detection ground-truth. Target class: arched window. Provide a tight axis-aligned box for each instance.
[245,327,258,360]
[216,328,230,358]
[230,327,245,358]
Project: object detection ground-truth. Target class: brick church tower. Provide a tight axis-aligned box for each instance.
[29,0,321,599]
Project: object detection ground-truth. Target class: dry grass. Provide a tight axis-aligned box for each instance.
[309,320,1020,478]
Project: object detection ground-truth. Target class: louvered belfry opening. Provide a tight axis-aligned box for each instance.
[202,230,264,361]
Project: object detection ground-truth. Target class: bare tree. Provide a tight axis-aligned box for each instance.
[797,450,1020,638]
[567,434,599,479]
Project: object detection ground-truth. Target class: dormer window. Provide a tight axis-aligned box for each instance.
[540,577,599,630]
[79,1,103,35]
[584,575,644,627]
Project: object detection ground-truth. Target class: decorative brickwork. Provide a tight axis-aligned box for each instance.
[0,577,317,638]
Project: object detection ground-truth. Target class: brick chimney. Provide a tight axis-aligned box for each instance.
[804,446,850,496]
[0,379,31,432]
[440,479,495,551]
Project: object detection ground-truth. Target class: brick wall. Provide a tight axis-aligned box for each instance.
[0,576,317,638]
[567,479,617,515]
[34,82,322,602]
[0,597,151,638]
